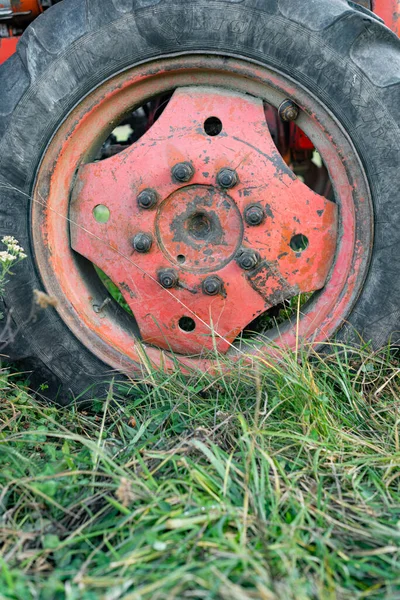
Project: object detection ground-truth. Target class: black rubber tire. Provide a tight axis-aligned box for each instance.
[0,0,399,403]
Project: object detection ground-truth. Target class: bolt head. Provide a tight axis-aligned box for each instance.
[172,162,194,183]
[133,233,153,253]
[217,168,239,189]
[278,99,299,122]
[137,189,158,209]
[244,204,265,226]
[202,276,223,296]
[237,249,260,271]
[159,269,179,289]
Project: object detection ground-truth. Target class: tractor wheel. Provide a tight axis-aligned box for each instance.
[0,0,399,402]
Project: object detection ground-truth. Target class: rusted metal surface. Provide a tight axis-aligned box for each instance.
[373,0,400,34]
[70,88,337,354]
[32,57,371,374]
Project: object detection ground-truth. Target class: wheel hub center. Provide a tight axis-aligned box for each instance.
[155,185,243,272]
[187,212,212,240]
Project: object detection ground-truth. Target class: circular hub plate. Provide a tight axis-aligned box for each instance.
[68,86,337,354]
[156,185,243,272]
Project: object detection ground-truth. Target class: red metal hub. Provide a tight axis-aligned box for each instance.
[32,56,372,374]
[156,185,243,273]
[70,87,337,355]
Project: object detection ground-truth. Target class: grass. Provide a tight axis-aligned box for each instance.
[0,344,400,599]
[94,267,134,317]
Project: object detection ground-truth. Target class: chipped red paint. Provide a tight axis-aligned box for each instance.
[32,56,372,375]
[70,88,337,354]
[373,0,400,35]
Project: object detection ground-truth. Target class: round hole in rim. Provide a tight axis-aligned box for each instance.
[179,316,196,332]
[93,204,110,223]
[177,254,186,264]
[204,116,223,136]
[290,234,309,253]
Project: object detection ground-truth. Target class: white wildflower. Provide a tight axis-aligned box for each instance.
[0,237,27,308]
[1,236,17,246]
[1,236,26,259]
[0,251,16,263]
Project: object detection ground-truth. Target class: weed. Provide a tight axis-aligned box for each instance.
[0,237,26,320]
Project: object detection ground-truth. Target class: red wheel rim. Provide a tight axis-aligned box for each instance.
[32,55,372,374]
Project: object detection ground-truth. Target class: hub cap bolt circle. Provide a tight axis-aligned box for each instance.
[133,233,153,253]
[217,168,239,189]
[137,189,158,209]
[159,269,179,289]
[237,249,260,271]
[278,99,300,122]
[202,276,223,296]
[172,162,194,183]
[244,204,265,226]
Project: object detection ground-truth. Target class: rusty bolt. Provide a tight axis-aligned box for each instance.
[133,233,153,253]
[137,189,158,209]
[172,162,194,183]
[159,269,179,289]
[237,249,260,271]
[244,204,265,226]
[217,168,239,189]
[278,99,300,122]
[202,276,223,296]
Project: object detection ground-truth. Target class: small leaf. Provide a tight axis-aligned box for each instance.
[43,534,60,550]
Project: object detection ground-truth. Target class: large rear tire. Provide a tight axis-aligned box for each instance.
[0,0,399,402]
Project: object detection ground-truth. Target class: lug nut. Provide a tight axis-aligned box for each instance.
[133,232,153,253]
[244,204,265,226]
[278,99,299,122]
[202,276,223,296]
[237,249,260,271]
[159,269,179,289]
[172,162,194,183]
[217,168,239,189]
[137,188,158,209]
